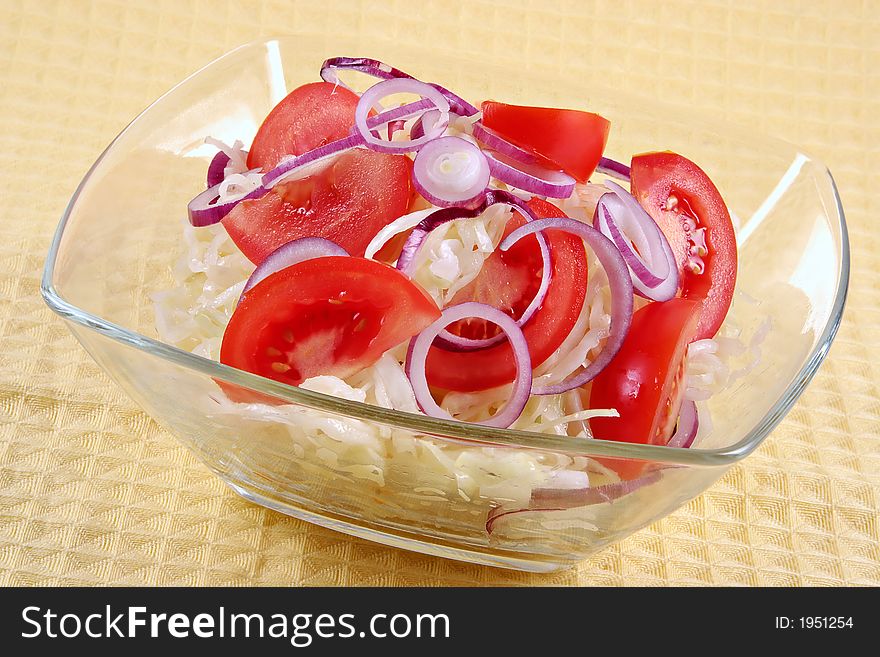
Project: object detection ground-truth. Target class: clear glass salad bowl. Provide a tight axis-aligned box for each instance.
[41,37,849,572]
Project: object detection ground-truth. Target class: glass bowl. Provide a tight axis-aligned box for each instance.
[41,37,849,572]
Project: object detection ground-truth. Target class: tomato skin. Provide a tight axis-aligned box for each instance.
[247,82,362,170]
[223,149,413,264]
[630,152,737,340]
[425,197,587,392]
[588,298,701,479]
[481,101,610,183]
[220,256,440,391]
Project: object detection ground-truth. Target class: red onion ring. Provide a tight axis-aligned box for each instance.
[366,98,436,128]
[410,114,426,140]
[412,136,490,208]
[363,208,437,261]
[320,56,480,117]
[596,156,631,182]
[405,302,532,428]
[530,470,661,506]
[596,194,662,287]
[486,470,661,534]
[395,189,538,275]
[483,150,575,199]
[666,399,699,449]
[355,79,450,154]
[387,119,405,141]
[395,205,486,276]
[262,100,435,188]
[262,133,365,188]
[187,180,268,227]
[499,216,634,395]
[238,237,349,302]
[598,181,678,301]
[206,151,230,187]
[411,110,445,142]
[471,122,540,165]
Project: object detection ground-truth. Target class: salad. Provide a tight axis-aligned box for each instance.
[155,56,751,499]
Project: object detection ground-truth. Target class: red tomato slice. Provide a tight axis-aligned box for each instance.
[588,298,701,479]
[481,101,610,183]
[630,151,737,340]
[223,149,413,263]
[220,257,440,391]
[247,82,362,170]
[425,197,587,392]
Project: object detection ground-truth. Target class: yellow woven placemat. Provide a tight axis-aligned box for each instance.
[0,0,877,586]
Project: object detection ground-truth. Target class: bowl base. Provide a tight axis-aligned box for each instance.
[226,481,569,573]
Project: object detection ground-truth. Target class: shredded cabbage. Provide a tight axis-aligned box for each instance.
[204,137,249,179]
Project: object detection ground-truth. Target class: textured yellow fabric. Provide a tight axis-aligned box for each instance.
[0,0,877,586]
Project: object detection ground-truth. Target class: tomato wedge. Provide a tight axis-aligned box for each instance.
[227,82,414,264]
[223,149,413,264]
[425,197,587,392]
[630,152,737,340]
[588,298,701,479]
[220,257,440,390]
[481,101,610,183]
[247,82,361,170]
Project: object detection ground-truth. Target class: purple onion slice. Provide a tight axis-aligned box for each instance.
[411,136,489,208]
[666,399,699,449]
[596,181,679,301]
[483,150,576,199]
[238,237,349,303]
[405,302,532,428]
[499,216,634,395]
[320,56,479,117]
[354,78,450,154]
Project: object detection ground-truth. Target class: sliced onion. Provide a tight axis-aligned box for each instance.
[405,302,532,428]
[412,136,490,208]
[499,216,634,394]
[666,399,698,449]
[187,181,268,227]
[596,156,631,182]
[368,98,436,128]
[239,238,348,302]
[395,205,486,276]
[598,181,678,301]
[486,470,661,534]
[355,78,450,154]
[531,470,661,506]
[320,56,479,117]
[363,208,437,261]
[387,119,405,141]
[261,100,434,188]
[410,114,425,140]
[596,195,659,285]
[263,133,365,188]
[206,151,230,187]
[472,122,540,165]
[395,192,552,349]
[409,109,445,142]
[483,150,575,199]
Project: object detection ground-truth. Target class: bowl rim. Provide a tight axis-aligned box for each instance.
[40,37,851,467]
